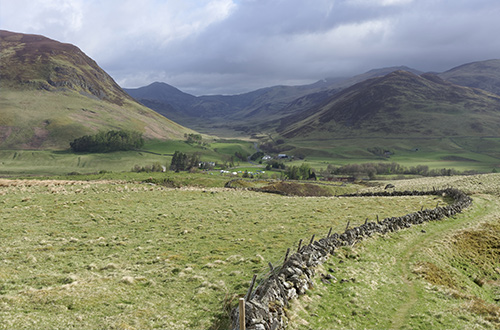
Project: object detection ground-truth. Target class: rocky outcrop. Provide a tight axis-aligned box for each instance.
[232,188,472,330]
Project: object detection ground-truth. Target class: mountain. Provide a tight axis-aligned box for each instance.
[0,30,191,149]
[124,66,422,136]
[123,82,196,104]
[277,70,500,139]
[438,59,500,96]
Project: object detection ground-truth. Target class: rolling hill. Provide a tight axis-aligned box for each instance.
[277,70,500,139]
[124,66,422,136]
[0,30,191,149]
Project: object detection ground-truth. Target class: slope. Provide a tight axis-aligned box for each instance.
[0,30,191,149]
[439,59,500,96]
[278,70,500,139]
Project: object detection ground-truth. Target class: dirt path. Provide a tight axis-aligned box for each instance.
[389,195,492,329]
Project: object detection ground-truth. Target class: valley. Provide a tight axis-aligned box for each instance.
[1,29,500,330]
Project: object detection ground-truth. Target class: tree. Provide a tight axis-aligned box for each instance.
[250,151,264,161]
[170,151,188,172]
[170,151,201,172]
[298,163,311,180]
[286,165,299,180]
[284,164,316,180]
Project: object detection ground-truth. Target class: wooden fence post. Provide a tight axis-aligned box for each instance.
[245,274,257,301]
[239,298,246,330]
[284,248,290,262]
[297,239,303,252]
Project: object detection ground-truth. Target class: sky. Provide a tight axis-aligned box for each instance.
[1,0,500,95]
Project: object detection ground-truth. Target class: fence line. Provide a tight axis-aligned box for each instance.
[231,188,473,330]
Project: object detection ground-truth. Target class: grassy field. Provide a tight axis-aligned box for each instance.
[0,177,453,329]
[288,173,500,330]
[0,139,258,177]
[0,150,170,176]
[280,137,500,173]
[1,135,500,178]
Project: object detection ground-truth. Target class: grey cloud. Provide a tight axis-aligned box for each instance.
[2,0,500,95]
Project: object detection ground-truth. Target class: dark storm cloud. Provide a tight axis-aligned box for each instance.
[1,0,500,95]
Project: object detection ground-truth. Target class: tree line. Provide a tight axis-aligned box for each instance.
[324,162,478,179]
[70,130,144,153]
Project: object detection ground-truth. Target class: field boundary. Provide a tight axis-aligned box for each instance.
[231,188,473,330]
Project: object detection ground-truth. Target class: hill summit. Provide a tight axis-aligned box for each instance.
[0,30,190,149]
[0,30,130,104]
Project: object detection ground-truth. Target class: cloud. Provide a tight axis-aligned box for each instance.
[0,0,84,34]
[1,0,500,95]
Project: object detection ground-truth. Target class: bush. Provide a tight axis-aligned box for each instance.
[132,162,164,173]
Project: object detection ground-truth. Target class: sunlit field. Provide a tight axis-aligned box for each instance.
[289,173,500,330]
[0,178,448,329]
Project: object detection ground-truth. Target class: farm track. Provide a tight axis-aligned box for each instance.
[389,195,494,328]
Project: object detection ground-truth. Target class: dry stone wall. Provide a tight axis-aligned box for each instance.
[231,188,472,330]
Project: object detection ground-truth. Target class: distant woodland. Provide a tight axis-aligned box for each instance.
[70,130,144,153]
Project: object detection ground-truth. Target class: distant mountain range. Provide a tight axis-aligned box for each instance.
[0,30,191,149]
[124,60,500,139]
[124,66,425,136]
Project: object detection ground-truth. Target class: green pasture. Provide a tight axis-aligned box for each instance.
[288,175,500,329]
[0,150,170,176]
[0,139,259,176]
[210,140,256,157]
[1,135,499,177]
[143,139,256,163]
[0,179,449,329]
[281,137,500,173]
[143,140,215,160]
